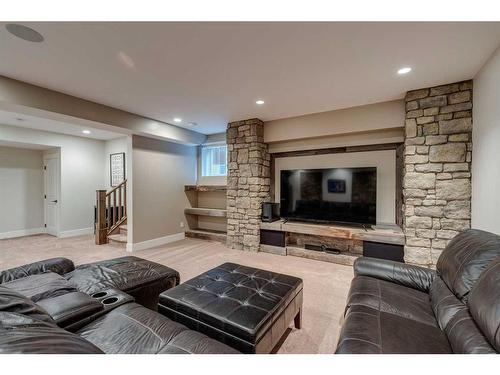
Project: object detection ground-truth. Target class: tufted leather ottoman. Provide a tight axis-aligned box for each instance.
[158,263,303,353]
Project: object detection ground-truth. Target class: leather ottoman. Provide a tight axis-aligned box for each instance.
[158,262,303,353]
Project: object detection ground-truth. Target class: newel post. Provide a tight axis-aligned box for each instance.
[95,189,108,244]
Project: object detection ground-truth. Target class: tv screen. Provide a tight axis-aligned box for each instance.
[280,167,377,225]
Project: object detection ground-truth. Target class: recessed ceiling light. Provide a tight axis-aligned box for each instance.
[397,67,412,75]
[5,24,44,43]
[187,122,197,127]
[256,100,265,105]
[174,118,182,123]
[82,130,91,135]
[15,117,25,122]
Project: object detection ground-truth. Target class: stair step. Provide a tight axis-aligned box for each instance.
[119,225,127,234]
[108,234,127,243]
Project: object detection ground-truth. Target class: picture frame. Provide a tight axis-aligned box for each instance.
[327,179,346,193]
[110,152,125,187]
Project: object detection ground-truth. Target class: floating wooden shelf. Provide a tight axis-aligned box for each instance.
[260,220,404,245]
[185,228,227,242]
[184,185,227,192]
[184,207,227,218]
[286,246,359,266]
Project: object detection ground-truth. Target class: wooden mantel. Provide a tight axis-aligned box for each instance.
[260,220,404,246]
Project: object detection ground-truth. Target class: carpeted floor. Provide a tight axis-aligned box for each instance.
[0,234,353,354]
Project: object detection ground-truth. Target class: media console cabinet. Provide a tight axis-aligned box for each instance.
[260,220,405,265]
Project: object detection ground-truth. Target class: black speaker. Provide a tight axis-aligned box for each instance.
[260,230,285,247]
[363,241,405,263]
[261,202,280,222]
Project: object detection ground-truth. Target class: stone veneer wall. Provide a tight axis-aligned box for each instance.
[226,118,270,252]
[404,80,473,267]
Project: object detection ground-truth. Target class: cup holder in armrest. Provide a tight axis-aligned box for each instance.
[102,297,119,305]
[88,288,134,312]
[92,291,108,298]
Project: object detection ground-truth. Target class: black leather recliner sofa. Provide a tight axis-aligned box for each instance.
[0,256,179,310]
[0,256,237,354]
[336,229,500,354]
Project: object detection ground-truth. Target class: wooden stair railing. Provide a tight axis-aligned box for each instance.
[95,179,127,245]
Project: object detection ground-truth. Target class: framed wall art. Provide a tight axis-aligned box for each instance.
[110,152,125,187]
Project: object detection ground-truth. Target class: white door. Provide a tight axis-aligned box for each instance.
[44,156,60,236]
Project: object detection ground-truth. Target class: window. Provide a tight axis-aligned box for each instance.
[201,145,227,176]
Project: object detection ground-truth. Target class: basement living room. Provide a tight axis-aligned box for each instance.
[1,7,500,371]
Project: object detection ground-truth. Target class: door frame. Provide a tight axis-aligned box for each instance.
[43,150,61,237]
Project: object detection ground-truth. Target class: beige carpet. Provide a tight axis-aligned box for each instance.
[0,234,353,354]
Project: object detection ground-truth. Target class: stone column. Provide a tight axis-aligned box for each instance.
[226,118,270,252]
[403,81,472,267]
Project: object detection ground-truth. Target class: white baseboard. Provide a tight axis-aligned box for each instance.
[0,227,46,240]
[58,227,94,238]
[126,232,185,252]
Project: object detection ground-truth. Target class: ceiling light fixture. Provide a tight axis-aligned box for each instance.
[256,100,265,105]
[5,24,44,43]
[187,122,197,127]
[82,130,91,135]
[15,117,25,122]
[174,118,182,123]
[397,67,412,75]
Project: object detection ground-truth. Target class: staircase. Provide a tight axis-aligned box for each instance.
[95,180,127,245]
[108,224,127,244]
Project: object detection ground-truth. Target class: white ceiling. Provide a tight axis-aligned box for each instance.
[0,109,125,140]
[1,22,500,135]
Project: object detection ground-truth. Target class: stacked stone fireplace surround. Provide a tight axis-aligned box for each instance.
[403,80,472,267]
[226,119,271,252]
[226,80,472,269]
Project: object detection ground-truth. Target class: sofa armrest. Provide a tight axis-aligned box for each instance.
[353,257,436,293]
[37,292,104,329]
[0,258,75,284]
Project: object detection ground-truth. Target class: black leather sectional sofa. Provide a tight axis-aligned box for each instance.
[0,256,237,354]
[336,229,500,354]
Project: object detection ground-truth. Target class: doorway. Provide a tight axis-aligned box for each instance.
[43,152,60,236]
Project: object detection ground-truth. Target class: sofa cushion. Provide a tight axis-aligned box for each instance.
[65,256,179,309]
[0,257,74,284]
[77,302,238,354]
[468,258,500,352]
[430,277,466,331]
[2,272,77,302]
[0,286,54,324]
[346,275,437,327]
[436,229,500,301]
[335,304,452,354]
[0,312,103,354]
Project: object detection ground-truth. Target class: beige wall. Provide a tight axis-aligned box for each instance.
[264,99,404,144]
[131,135,197,244]
[472,46,500,234]
[0,146,44,236]
[274,150,396,224]
[0,124,106,236]
[267,127,403,153]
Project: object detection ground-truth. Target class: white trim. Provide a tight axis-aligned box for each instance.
[0,227,46,240]
[126,232,185,252]
[58,227,94,238]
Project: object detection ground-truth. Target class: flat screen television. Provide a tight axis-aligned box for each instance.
[280,167,377,225]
